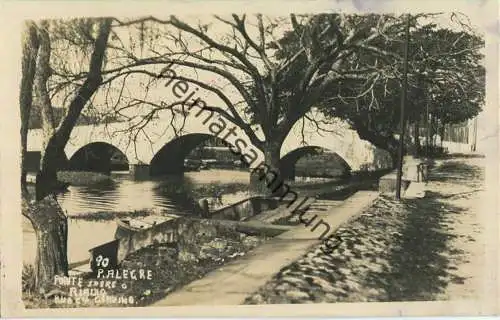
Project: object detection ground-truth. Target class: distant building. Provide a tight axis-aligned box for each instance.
[441,117,478,152]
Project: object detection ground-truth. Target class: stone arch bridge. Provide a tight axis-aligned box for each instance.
[27,109,392,179]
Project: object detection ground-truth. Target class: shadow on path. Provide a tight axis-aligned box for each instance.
[430,160,483,187]
[363,192,464,301]
[243,157,484,304]
[363,159,483,301]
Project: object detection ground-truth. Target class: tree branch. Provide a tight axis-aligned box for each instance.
[55,18,112,146]
[34,24,56,146]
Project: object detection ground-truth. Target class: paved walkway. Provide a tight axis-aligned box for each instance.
[151,191,378,306]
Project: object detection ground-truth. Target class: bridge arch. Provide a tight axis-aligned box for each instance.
[280,113,393,171]
[279,146,351,180]
[28,109,393,175]
[68,142,129,173]
[150,133,211,176]
[149,133,249,176]
[43,110,264,170]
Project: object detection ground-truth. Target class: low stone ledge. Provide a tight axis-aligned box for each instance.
[378,173,410,194]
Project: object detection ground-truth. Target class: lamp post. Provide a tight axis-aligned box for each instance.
[395,14,410,200]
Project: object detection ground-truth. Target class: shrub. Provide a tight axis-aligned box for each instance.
[22,264,36,294]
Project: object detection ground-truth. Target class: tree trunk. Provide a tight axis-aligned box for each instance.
[21,19,112,294]
[414,120,421,155]
[20,22,39,193]
[430,115,438,147]
[36,137,69,200]
[439,122,445,147]
[471,117,478,152]
[250,140,284,196]
[426,112,432,155]
[22,194,68,292]
[33,19,112,200]
[32,24,62,201]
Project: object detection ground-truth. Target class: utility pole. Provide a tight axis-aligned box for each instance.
[396,14,410,200]
[426,100,430,157]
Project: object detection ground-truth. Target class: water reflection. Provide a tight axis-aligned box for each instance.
[24,169,252,266]
[56,169,251,217]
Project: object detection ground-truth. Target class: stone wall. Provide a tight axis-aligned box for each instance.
[89,218,180,271]
[88,216,249,272]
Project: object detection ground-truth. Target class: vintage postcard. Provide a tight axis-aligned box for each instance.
[0,0,498,317]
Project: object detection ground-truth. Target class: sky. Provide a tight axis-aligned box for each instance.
[4,0,496,151]
[49,11,487,128]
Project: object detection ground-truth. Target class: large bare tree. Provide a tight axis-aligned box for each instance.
[79,14,410,194]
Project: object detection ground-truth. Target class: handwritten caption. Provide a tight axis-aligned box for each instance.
[51,255,153,306]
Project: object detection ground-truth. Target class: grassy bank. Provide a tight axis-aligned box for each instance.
[57,171,113,186]
[68,209,153,221]
[154,181,248,199]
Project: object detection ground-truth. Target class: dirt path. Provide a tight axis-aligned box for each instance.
[428,156,485,301]
[244,155,486,304]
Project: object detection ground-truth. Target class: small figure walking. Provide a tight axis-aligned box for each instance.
[213,189,223,207]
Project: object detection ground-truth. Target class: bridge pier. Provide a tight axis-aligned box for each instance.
[129,164,150,180]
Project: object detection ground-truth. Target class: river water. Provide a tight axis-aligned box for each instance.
[57,169,252,217]
[23,169,341,266]
[23,169,252,266]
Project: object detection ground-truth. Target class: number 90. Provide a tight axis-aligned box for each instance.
[95,255,109,268]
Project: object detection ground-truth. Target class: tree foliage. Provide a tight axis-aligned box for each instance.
[268,13,484,157]
[247,13,483,156]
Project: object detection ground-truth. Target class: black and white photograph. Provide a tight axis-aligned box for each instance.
[1,0,498,317]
